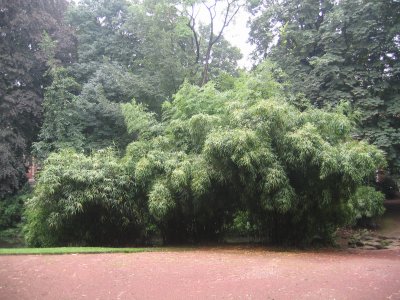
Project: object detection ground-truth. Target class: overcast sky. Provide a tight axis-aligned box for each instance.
[195,3,255,69]
[224,9,255,69]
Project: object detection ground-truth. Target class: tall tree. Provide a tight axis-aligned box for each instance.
[198,25,242,82]
[34,0,189,158]
[67,0,138,68]
[249,0,400,174]
[124,0,195,101]
[34,0,245,160]
[0,0,75,198]
[184,0,244,85]
[67,0,193,109]
[33,65,85,160]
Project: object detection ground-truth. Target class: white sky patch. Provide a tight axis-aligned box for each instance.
[224,10,255,69]
[194,3,255,70]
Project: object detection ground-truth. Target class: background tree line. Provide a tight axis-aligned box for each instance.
[1,0,243,198]
[249,0,400,174]
[0,0,398,246]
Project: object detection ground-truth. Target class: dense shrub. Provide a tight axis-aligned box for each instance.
[25,62,386,246]
[24,149,148,246]
[0,185,31,246]
[121,62,386,244]
[0,185,31,230]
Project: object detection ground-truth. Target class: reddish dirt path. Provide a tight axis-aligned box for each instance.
[1,247,400,300]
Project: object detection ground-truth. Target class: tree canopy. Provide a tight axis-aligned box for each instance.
[0,0,76,199]
[249,0,400,174]
[32,0,244,159]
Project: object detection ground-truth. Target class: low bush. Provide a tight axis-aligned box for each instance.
[0,185,31,246]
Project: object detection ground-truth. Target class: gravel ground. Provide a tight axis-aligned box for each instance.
[1,247,400,300]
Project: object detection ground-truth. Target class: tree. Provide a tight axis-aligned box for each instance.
[0,0,75,198]
[76,64,138,151]
[67,0,184,108]
[198,26,243,81]
[249,0,400,174]
[183,0,245,85]
[34,0,159,159]
[67,0,136,67]
[33,0,244,159]
[34,60,141,158]
[209,38,242,77]
[33,67,85,160]
[123,0,195,103]
[35,0,182,160]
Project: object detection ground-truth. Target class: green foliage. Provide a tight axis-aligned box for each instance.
[347,186,385,225]
[230,210,260,237]
[34,0,244,164]
[0,185,31,230]
[34,63,139,159]
[26,48,386,247]
[33,67,85,160]
[249,0,400,174]
[0,0,75,198]
[208,38,243,80]
[148,181,176,221]
[180,0,244,84]
[119,62,386,244]
[124,0,195,99]
[66,0,197,107]
[67,0,135,65]
[39,32,58,69]
[0,185,31,246]
[76,66,135,151]
[24,149,147,247]
[121,101,159,138]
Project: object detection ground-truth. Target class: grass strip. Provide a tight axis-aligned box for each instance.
[0,247,162,255]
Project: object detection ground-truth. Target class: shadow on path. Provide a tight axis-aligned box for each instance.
[376,198,400,238]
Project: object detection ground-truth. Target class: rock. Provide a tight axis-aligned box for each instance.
[362,246,378,250]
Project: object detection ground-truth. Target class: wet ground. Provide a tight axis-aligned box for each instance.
[1,198,399,299]
[1,247,400,300]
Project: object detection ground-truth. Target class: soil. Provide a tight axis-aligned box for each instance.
[1,247,400,299]
[1,199,400,299]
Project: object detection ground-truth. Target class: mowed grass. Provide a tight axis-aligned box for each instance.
[0,247,161,255]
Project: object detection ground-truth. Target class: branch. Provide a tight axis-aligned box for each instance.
[213,0,243,46]
[186,4,201,64]
[202,0,218,45]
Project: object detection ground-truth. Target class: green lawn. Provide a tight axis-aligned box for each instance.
[0,247,161,255]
